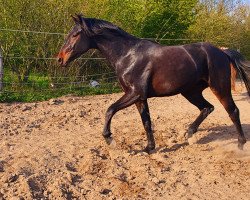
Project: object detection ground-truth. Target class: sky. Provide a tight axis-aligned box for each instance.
[246,0,250,5]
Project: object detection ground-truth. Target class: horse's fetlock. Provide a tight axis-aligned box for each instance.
[239,136,246,144]
[103,131,112,138]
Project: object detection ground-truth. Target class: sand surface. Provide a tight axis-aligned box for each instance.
[0,86,250,200]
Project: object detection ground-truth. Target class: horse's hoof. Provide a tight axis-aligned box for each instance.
[105,136,113,145]
[238,142,245,150]
[184,130,193,140]
[144,146,155,154]
[105,137,116,147]
[184,128,197,140]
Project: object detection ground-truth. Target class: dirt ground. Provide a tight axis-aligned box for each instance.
[0,85,249,200]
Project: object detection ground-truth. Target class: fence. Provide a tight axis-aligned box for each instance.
[0,47,3,91]
[0,28,209,101]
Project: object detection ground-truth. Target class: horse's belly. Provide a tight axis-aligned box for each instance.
[149,69,198,97]
[149,81,186,97]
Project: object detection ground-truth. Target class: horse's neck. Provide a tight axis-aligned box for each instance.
[95,36,139,69]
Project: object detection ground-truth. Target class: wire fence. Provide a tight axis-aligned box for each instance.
[0,28,207,100]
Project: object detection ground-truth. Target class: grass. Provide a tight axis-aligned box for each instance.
[0,71,121,102]
[0,85,121,102]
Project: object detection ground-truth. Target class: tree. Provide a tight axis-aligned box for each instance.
[141,0,198,43]
[188,0,249,58]
[2,0,248,85]
[0,0,83,82]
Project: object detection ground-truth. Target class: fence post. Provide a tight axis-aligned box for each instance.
[0,47,3,91]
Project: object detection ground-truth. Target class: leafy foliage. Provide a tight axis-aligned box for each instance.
[188,0,249,58]
[0,0,249,102]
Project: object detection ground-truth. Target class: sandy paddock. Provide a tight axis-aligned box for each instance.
[0,85,249,199]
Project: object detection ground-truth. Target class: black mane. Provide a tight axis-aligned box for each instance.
[84,18,136,39]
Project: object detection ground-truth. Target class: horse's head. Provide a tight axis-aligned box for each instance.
[57,14,93,66]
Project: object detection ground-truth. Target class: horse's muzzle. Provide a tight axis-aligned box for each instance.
[57,56,68,67]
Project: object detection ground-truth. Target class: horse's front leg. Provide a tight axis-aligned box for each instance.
[135,100,155,153]
[103,92,140,144]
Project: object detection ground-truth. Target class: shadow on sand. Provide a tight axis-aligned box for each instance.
[127,124,249,154]
[234,92,250,102]
[196,123,250,145]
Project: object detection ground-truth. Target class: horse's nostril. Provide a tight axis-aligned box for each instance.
[57,57,62,63]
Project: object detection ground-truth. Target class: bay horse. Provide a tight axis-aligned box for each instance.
[57,14,250,153]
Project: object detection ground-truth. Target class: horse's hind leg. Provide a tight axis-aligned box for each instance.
[182,84,214,138]
[205,46,246,149]
[211,90,246,149]
[135,100,155,153]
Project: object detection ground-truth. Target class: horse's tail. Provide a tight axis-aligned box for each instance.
[229,63,237,92]
[222,49,250,96]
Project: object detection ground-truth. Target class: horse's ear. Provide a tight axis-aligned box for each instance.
[71,13,92,35]
[74,14,89,31]
[71,14,85,24]
[71,15,79,24]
